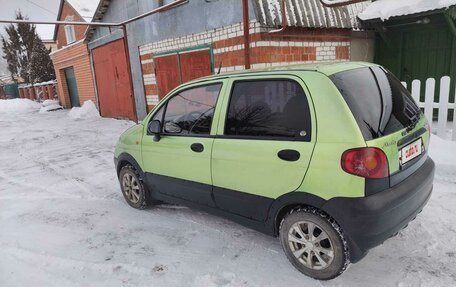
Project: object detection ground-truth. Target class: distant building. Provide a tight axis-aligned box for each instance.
[50,0,99,109]
[42,40,58,53]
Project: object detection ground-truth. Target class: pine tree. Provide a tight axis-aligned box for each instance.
[1,11,55,84]
[30,35,55,82]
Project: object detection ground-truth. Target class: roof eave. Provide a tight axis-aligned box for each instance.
[359,7,452,23]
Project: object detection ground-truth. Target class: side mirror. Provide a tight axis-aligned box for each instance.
[148,120,162,142]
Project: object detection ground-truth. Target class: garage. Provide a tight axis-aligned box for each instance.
[154,47,213,97]
[92,39,136,121]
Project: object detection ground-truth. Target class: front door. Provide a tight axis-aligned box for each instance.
[211,77,316,221]
[64,67,80,107]
[141,82,224,206]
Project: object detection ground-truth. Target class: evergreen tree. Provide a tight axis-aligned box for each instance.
[30,35,55,82]
[1,11,55,84]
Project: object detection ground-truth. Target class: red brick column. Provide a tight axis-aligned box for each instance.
[47,84,54,100]
[41,85,49,100]
[29,87,35,100]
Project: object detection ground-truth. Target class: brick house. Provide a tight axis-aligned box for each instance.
[87,0,372,120]
[50,0,99,109]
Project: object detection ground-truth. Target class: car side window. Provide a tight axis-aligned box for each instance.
[162,84,222,135]
[225,80,311,141]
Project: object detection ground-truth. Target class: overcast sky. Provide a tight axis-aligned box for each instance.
[0,0,61,40]
[0,0,61,76]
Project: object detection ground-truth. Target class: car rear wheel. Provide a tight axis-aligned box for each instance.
[279,208,349,280]
[119,165,147,209]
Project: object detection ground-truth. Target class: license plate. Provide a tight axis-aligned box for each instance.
[400,138,423,165]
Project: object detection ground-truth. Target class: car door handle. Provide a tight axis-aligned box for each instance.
[190,143,204,153]
[277,149,300,162]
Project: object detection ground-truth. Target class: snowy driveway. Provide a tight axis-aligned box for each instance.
[1,105,456,286]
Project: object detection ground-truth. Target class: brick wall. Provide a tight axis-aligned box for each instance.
[56,0,89,49]
[139,21,351,111]
[51,41,96,108]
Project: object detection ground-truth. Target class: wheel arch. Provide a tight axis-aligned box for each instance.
[268,192,327,237]
[116,152,144,178]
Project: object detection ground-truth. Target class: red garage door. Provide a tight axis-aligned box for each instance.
[153,54,181,97]
[92,39,136,121]
[154,48,212,98]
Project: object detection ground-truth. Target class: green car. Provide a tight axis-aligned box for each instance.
[114,62,434,280]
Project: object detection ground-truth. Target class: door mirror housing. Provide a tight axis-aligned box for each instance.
[148,120,162,142]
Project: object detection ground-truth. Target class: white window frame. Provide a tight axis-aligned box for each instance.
[64,16,76,44]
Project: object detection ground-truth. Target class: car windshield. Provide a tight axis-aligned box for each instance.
[330,67,421,140]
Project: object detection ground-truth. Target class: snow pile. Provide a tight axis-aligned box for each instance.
[39,104,63,113]
[68,100,100,120]
[358,0,456,21]
[0,98,41,114]
[42,99,60,107]
[39,99,63,113]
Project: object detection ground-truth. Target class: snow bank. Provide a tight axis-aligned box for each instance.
[429,136,456,167]
[42,99,60,107]
[39,104,63,113]
[68,100,100,120]
[359,0,456,21]
[0,98,41,114]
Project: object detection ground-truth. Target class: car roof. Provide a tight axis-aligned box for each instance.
[189,61,379,84]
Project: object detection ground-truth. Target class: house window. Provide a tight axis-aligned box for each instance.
[64,16,76,44]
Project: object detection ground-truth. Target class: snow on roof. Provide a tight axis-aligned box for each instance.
[67,0,100,22]
[358,0,456,21]
[253,0,370,30]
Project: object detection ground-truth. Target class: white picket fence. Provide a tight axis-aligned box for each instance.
[402,76,456,141]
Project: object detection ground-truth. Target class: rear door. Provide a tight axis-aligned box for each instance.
[211,76,316,221]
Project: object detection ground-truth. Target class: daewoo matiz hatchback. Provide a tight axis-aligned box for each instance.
[114,62,434,280]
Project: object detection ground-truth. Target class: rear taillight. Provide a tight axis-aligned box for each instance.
[341,147,389,179]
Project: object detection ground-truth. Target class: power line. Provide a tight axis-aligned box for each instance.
[25,0,57,16]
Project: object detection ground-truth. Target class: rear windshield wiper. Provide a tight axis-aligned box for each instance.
[406,113,421,132]
[364,120,380,138]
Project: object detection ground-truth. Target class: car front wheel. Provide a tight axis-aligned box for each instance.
[279,208,350,280]
[119,165,147,209]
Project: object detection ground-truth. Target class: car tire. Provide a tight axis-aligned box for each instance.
[119,165,148,209]
[279,207,349,280]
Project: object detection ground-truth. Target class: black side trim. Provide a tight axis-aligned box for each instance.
[145,173,215,207]
[212,186,274,222]
[365,177,390,196]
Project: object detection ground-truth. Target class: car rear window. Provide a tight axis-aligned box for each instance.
[330,67,421,140]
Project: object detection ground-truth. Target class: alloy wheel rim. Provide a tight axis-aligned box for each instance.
[288,220,335,270]
[122,173,141,204]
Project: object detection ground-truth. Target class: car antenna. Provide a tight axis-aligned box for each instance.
[217,61,222,74]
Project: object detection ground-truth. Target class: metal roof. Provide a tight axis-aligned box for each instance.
[252,0,370,29]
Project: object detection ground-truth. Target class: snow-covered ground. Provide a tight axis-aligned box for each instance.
[1,99,456,287]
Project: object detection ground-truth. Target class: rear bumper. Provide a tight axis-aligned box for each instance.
[322,157,435,263]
